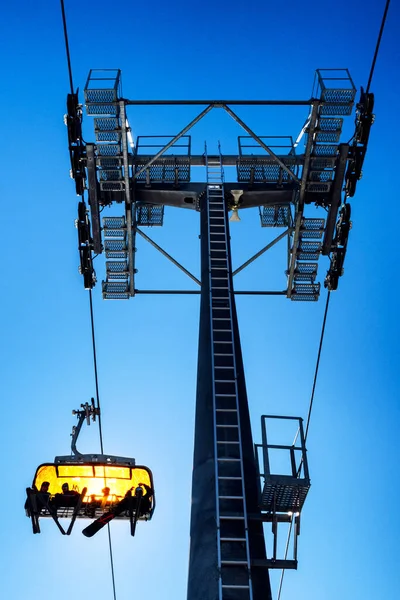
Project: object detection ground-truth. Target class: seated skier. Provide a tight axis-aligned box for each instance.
[54,482,80,508]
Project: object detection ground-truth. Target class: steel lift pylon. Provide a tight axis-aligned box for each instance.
[64,67,373,599]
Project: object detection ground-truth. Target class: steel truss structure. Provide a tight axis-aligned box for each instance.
[67,68,373,302]
[64,67,374,600]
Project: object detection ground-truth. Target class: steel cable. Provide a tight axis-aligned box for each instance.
[304,290,331,442]
[60,0,74,95]
[278,2,392,595]
[277,292,331,600]
[60,3,118,599]
[366,0,391,94]
[88,289,117,600]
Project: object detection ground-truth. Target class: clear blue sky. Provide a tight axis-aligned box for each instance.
[1,1,399,598]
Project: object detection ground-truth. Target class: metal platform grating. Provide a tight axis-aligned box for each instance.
[96,131,121,142]
[94,118,120,131]
[321,89,355,103]
[297,241,321,261]
[103,216,126,229]
[106,261,128,280]
[297,252,320,261]
[136,204,164,226]
[309,170,333,182]
[294,272,316,282]
[261,481,310,513]
[106,261,128,273]
[299,231,323,240]
[315,131,341,143]
[319,104,353,116]
[301,218,325,230]
[300,229,324,240]
[100,169,122,181]
[105,250,127,259]
[106,272,128,281]
[103,291,130,299]
[84,69,121,116]
[294,258,319,281]
[103,228,126,238]
[291,282,321,300]
[98,157,121,168]
[100,181,124,191]
[97,145,122,156]
[104,240,127,252]
[295,262,318,275]
[293,262,318,283]
[260,205,291,227]
[291,293,319,302]
[102,281,129,293]
[316,69,356,104]
[310,157,336,169]
[318,118,343,131]
[293,282,321,294]
[237,160,297,183]
[306,182,331,193]
[134,161,190,183]
[85,89,117,103]
[86,103,118,116]
[299,241,321,251]
[312,144,338,157]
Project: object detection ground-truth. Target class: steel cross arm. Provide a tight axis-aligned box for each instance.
[135,227,201,286]
[232,229,291,277]
[134,289,201,294]
[133,289,286,295]
[234,290,287,295]
[286,102,320,297]
[223,105,302,184]
[123,99,316,106]
[120,101,136,296]
[132,104,214,180]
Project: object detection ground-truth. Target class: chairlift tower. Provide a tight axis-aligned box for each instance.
[65,67,371,600]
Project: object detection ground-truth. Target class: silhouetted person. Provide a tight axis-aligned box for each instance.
[55,482,80,507]
[138,482,154,516]
[100,487,111,509]
[25,482,51,516]
[62,482,79,496]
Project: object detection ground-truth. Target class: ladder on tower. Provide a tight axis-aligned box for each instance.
[206,145,254,600]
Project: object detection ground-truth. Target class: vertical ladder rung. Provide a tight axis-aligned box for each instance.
[222,585,250,589]
[206,150,252,598]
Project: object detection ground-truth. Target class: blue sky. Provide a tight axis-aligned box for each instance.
[1,0,399,598]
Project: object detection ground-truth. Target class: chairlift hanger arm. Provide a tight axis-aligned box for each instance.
[71,399,99,456]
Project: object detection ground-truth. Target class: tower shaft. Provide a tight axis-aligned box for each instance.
[188,156,272,600]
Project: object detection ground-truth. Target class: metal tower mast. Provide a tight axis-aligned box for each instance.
[65,67,373,599]
[188,150,271,600]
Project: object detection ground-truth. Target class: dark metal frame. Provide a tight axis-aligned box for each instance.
[254,415,310,569]
[79,67,359,300]
[80,90,354,298]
